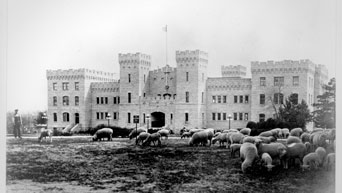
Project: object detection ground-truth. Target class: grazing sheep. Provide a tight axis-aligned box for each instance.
[302,153,320,171]
[304,142,314,154]
[189,128,205,136]
[229,132,245,146]
[242,136,258,144]
[240,142,259,173]
[261,153,275,171]
[136,132,150,145]
[270,128,282,138]
[180,127,190,135]
[38,129,53,143]
[213,132,222,138]
[259,131,275,138]
[286,136,302,145]
[290,128,303,137]
[300,132,310,143]
[310,131,328,148]
[324,153,335,171]
[256,142,287,161]
[212,133,228,147]
[93,128,113,141]
[189,131,209,146]
[281,128,290,139]
[240,128,251,136]
[315,147,327,166]
[181,132,191,139]
[230,144,242,158]
[129,127,147,139]
[158,129,174,140]
[204,128,215,146]
[143,132,161,146]
[283,143,306,169]
[256,136,277,144]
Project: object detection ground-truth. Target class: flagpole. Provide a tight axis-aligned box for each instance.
[165,25,168,66]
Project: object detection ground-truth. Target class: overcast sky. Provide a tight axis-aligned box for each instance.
[5,0,337,112]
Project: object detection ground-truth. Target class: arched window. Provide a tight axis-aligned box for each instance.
[63,112,69,122]
[63,96,69,106]
[53,96,57,106]
[53,113,57,122]
[75,96,79,106]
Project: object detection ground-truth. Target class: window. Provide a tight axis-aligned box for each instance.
[144,74,146,83]
[223,113,227,120]
[293,76,299,86]
[244,113,248,121]
[53,83,57,90]
[53,96,57,106]
[223,96,227,103]
[218,96,221,103]
[63,112,69,122]
[274,77,284,86]
[185,113,189,122]
[101,112,104,119]
[62,82,69,90]
[259,114,265,122]
[212,96,216,103]
[245,95,249,103]
[218,113,221,121]
[75,96,79,106]
[260,77,266,86]
[97,97,100,104]
[75,82,79,90]
[239,113,243,120]
[274,93,284,104]
[234,96,238,103]
[212,113,216,120]
[170,113,173,124]
[128,93,131,103]
[233,113,237,120]
[186,72,189,82]
[53,113,57,122]
[144,93,146,98]
[101,97,104,104]
[127,113,131,123]
[185,92,189,103]
[63,96,69,106]
[128,74,131,83]
[114,97,117,104]
[260,94,265,105]
[118,97,120,104]
[201,92,204,103]
[114,112,117,120]
[97,112,100,119]
[292,93,298,105]
[105,97,108,104]
[239,95,243,103]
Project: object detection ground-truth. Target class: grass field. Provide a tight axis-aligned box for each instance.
[6,136,335,193]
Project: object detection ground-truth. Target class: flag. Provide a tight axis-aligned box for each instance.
[162,25,167,32]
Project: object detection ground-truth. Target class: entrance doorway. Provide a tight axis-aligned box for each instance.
[151,112,165,127]
[75,113,79,124]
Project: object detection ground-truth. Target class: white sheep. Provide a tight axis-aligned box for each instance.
[212,133,228,147]
[189,128,205,136]
[143,132,161,146]
[38,129,53,143]
[326,129,335,144]
[290,128,303,137]
[286,136,302,145]
[204,128,215,146]
[256,136,277,144]
[181,132,191,139]
[301,152,320,171]
[135,132,150,145]
[259,131,275,138]
[304,142,314,154]
[240,128,251,136]
[129,127,147,139]
[324,153,335,171]
[270,128,282,138]
[315,147,327,166]
[310,131,328,148]
[240,142,259,173]
[242,136,258,144]
[189,131,209,146]
[158,128,174,140]
[230,144,242,158]
[256,142,287,161]
[213,132,222,138]
[261,153,275,171]
[229,132,245,146]
[281,128,290,139]
[300,132,310,143]
[93,128,113,141]
[283,143,306,169]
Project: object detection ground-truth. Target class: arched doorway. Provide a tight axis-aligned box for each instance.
[151,112,165,127]
[75,113,79,124]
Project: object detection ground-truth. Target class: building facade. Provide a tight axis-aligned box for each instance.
[46,50,328,132]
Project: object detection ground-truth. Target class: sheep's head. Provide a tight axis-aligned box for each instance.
[265,164,275,171]
[92,135,98,141]
[278,146,287,157]
[301,164,310,171]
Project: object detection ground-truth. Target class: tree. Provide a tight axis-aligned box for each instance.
[312,78,335,128]
[34,111,48,125]
[278,93,312,129]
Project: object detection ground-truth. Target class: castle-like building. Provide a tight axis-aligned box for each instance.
[46,50,328,132]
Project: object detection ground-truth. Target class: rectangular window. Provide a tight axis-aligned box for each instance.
[293,76,299,86]
[114,97,117,104]
[185,92,189,103]
[62,82,69,90]
[128,93,131,103]
[212,96,216,103]
[75,82,79,90]
[97,112,100,120]
[218,96,221,103]
[53,83,57,90]
[234,96,238,103]
[239,95,243,103]
[144,93,146,98]
[233,113,237,120]
[274,77,284,86]
[260,77,266,86]
[170,113,173,124]
[143,113,146,124]
[223,96,227,103]
[113,112,117,120]
[75,96,79,106]
[259,114,265,122]
[245,95,249,103]
[212,113,216,120]
[186,72,189,82]
[185,113,189,122]
[274,93,284,104]
[128,74,131,83]
[97,97,100,104]
[260,94,265,104]
[144,74,146,83]
[105,97,108,104]
[101,112,104,120]
[292,93,299,105]
[244,113,248,121]
[53,113,57,122]
[53,96,57,106]
[128,113,131,123]
[118,97,120,104]
[223,113,227,120]
[239,113,243,120]
[218,113,221,121]
[201,92,204,103]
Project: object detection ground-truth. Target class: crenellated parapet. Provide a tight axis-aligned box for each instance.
[118,52,151,67]
[176,50,208,65]
[46,68,117,81]
[206,77,252,91]
[90,82,120,92]
[150,65,176,76]
[221,65,247,77]
[141,95,176,106]
[251,59,316,75]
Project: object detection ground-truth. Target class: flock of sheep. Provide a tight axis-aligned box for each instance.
[92,126,336,173]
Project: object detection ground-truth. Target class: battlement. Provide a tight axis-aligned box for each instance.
[251,59,316,74]
[141,95,176,106]
[90,82,120,92]
[119,52,151,67]
[176,50,208,64]
[46,68,117,81]
[221,65,247,77]
[150,65,176,75]
[206,77,252,90]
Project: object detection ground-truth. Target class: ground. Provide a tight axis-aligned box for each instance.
[6,136,335,193]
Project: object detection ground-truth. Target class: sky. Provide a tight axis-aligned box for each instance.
[5,0,338,113]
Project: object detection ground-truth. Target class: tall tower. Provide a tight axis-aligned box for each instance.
[118,52,151,127]
[175,50,208,129]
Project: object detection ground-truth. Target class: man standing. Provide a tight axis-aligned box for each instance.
[13,109,22,139]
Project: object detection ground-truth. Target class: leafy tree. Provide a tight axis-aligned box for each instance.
[278,93,312,129]
[34,111,48,125]
[312,78,335,128]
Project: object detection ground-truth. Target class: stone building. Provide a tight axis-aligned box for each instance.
[46,50,328,132]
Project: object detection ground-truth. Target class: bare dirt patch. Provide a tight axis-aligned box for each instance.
[6,137,335,192]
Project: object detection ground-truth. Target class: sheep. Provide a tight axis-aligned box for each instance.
[315,147,327,166]
[136,132,150,145]
[258,131,275,138]
[181,132,192,139]
[270,128,282,138]
[180,127,190,135]
[311,128,324,134]
[158,129,174,140]
[281,128,290,139]
[310,131,328,148]
[283,143,306,169]
[301,153,320,171]
[242,136,258,144]
[129,127,147,139]
[93,128,113,141]
[189,128,205,136]
[256,142,287,161]
[240,142,259,173]
[229,132,245,147]
[204,128,215,146]
[286,136,302,145]
[189,131,209,146]
[240,128,251,136]
[326,129,335,144]
[261,153,275,171]
[304,142,314,154]
[143,132,161,146]
[230,144,242,158]
[38,129,53,143]
[228,129,239,133]
[300,132,310,143]
[213,132,222,138]
[324,153,335,171]
[290,128,303,137]
[256,136,277,144]
[212,133,228,147]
